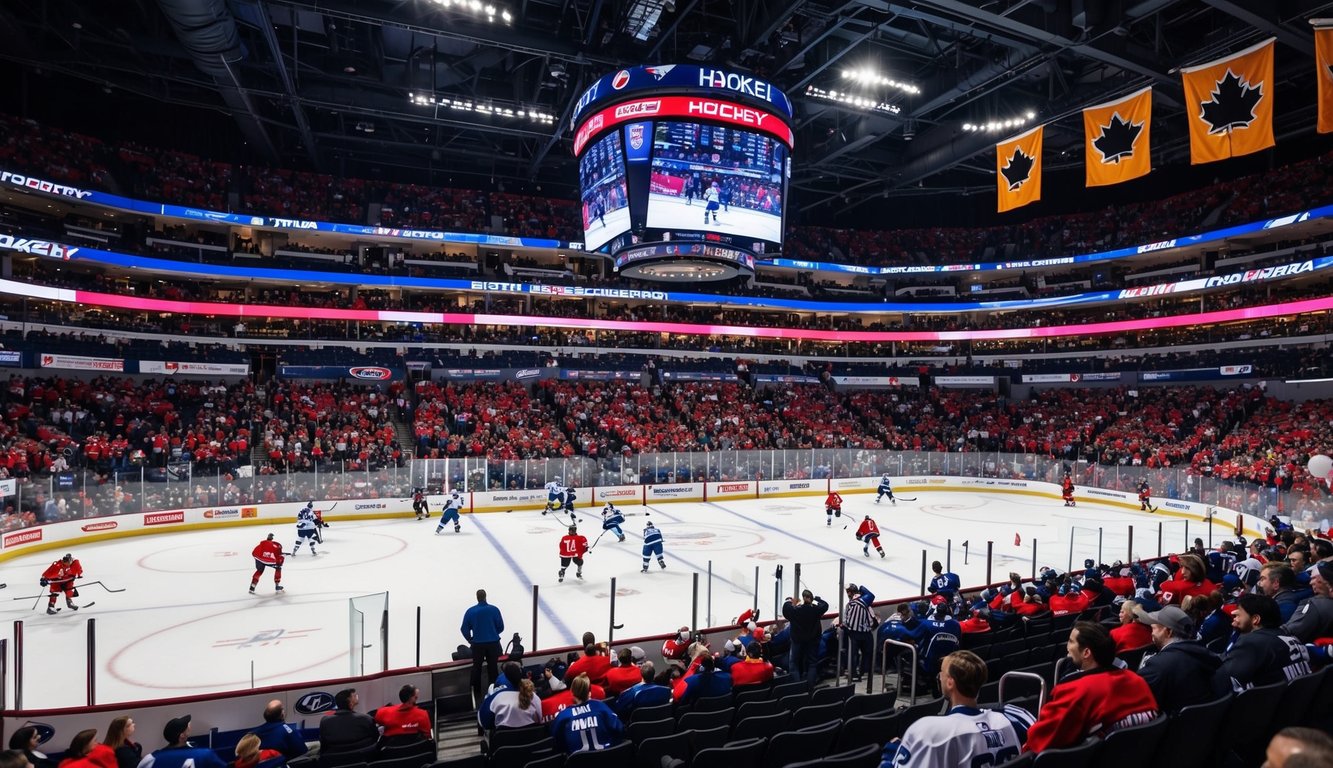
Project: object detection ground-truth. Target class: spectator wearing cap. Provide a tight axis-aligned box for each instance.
[318,689,378,756]
[730,641,775,687]
[612,663,672,720]
[249,700,308,760]
[9,727,56,768]
[717,639,745,673]
[1134,605,1221,714]
[841,583,876,681]
[1258,563,1303,622]
[1213,594,1313,696]
[1110,599,1153,653]
[604,648,645,695]
[1281,560,1333,643]
[138,716,227,768]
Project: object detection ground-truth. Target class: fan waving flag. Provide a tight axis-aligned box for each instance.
[1181,37,1275,164]
[1083,87,1152,187]
[995,124,1043,213]
[1318,27,1333,134]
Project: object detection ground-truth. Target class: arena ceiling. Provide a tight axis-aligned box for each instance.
[0,0,1329,215]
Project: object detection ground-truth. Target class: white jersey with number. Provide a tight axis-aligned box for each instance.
[443,493,462,511]
[545,481,565,496]
[886,705,1031,768]
[296,509,318,531]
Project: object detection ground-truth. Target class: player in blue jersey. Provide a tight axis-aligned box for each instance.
[876,474,896,504]
[928,561,961,602]
[602,503,627,543]
[549,674,624,754]
[641,520,666,573]
[435,489,462,534]
[563,486,578,516]
[291,502,319,556]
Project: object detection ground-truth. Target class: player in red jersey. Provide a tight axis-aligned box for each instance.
[250,533,285,593]
[825,491,843,527]
[1061,476,1076,507]
[558,526,588,583]
[41,553,84,614]
[855,515,885,558]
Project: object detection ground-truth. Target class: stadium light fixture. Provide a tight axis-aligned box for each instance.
[840,68,921,95]
[408,92,555,123]
[961,111,1037,133]
[425,0,512,23]
[805,85,902,115]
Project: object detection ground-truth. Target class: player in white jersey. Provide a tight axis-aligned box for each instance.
[543,477,565,515]
[702,182,720,224]
[292,502,319,556]
[883,650,1031,768]
[435,489,462,534]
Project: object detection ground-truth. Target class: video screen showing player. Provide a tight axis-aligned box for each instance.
[578,131,631,251]
[646,121,786,245]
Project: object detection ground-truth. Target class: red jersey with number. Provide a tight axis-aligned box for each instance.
[559,534,588,557]
[856,518,880,538]
[42,559,83,583]
[825,492,842,508]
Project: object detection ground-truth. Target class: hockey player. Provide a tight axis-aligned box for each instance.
[250,533,284,593]
[601,503,627,543]
[1061,476,1076,507]
[1138,479,1153,512]
[876,474,896,504]
[856,515,886,558]
[543,477,565,515]
[313,506,328,544]
[702,182,720,224]
[825,490,843,527]
[291,503,319,556]
[559,525,588,583]
[435,489,462,534]
[563,486,578,516]
[642,520,667,572]
[412,487,429,520]
[41,553,83,614]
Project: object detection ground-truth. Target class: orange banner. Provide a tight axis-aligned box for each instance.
[1318,28,1333,134]
[1181,37,1275,164]
[996,125,1043,213]
[1083,87,1152,187]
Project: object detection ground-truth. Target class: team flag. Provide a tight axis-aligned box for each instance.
[1318,27,1333,134]
[995,124,1043,213]
[1181,37,1275,164]
[1083,86,1152,187]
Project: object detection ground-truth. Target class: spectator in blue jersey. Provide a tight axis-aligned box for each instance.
[672,647,733,703]
[461,589,505,706]
[549,674,624,754]
[479,662,542,731]
[249,700,308,760]
[927,561,961,602]
[613,662,672,720]
[910,604,963,685]
[138,716,226,768]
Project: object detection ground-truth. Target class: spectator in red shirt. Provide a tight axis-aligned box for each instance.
[564,644,611,687]
[373,685,432,743]
[603,648,645,695]
[729,642,775,687]
[1110,600,1153,653]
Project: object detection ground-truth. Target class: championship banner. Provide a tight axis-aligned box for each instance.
[1318,27,1333,134]
[995,125,1043,213]
[1084,87,1152,187]
[1181,37,1275,164]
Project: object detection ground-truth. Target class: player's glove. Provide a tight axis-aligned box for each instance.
[40,578,48,587]
[277,555,286,567]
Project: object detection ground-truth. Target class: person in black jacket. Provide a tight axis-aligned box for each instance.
[104,716,143,768]
[1133,605,1221,713]
[1213,594,1312,696]
[782,589,829,687]
[8,727,55,768]
[318,688,379,757]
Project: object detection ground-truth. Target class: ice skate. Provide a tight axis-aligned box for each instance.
[47,607,57,615]
[275,585,284,592]
[249,585,256,593]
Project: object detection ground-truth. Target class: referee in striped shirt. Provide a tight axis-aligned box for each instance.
[842,583,877,681]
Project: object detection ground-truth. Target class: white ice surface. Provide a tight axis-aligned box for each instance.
[645,193,783,243]
[0,491,1213,709]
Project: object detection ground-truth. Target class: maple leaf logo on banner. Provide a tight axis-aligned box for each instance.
[1199,70,1264,134]
[1092,113,1143,164]
[1001,148,1035,191]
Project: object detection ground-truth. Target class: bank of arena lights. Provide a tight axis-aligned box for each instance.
[841,69,920,95]
[804,86,902,115]
[409,93,555,124]
[962,112,1037,132]
[425,0,512,23]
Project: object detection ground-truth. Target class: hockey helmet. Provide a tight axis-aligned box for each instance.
[62,553,73,563]
[568,525,576,534]
[554,476,562,483]
[266,533,275,541]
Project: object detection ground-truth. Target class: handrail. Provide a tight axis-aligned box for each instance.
[880,638,918,704]
[998,670,1048,712]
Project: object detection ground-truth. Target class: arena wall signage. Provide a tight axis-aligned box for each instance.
[278,365,403,381]
[1021,372,1122,383]
[39,353,125,372]
[570,65,793,129]
[572,96,793,155]
[138,360,251,376]
[1139,366,1255,382]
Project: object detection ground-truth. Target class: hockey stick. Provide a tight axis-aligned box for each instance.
[895,496,917,502]
[587,529,610,552]
[81,580,126,593]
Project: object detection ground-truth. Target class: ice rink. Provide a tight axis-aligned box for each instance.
[0,490,1216,709]
[581,206,630,251]
[646,194,783,243]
